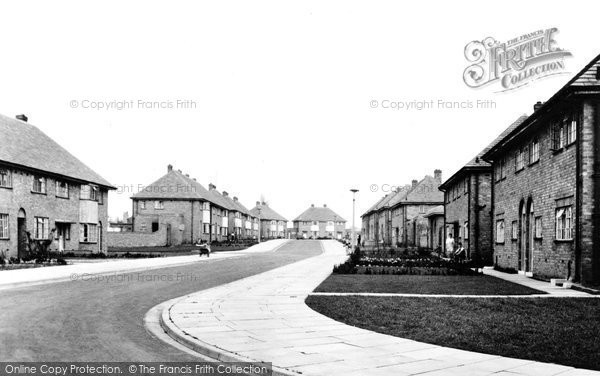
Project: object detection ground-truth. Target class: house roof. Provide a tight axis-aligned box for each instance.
[361,195,390,217]
[439,115,529,190]
[131,169,212,200]
[293,205,346,222]
[207,188,236,211]
[232,198,254,217]
[394,175,444,205]
[385,184,413,208]
[249,203,287,222]
[222,193,254,216]
[0,114,114,188]
[483,53,600,160]
[423,205,444,218]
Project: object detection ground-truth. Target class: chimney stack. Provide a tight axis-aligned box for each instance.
[233,196,238,202]
[16,114,28,122]
[178,169,182,173]
[185,174,189,177]
[412,180,418,188]
[167,164,173,172]
[311,204,315,208]
[209,183,216,190]
[192,178,196,181]
[534,101,544,111]
[223,191,229,197]
[261,201,266,205]
[323,204,327,208]
[256,201,261,206]
[434,169,442,183]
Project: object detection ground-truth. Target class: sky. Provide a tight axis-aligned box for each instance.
[0,1,598,228]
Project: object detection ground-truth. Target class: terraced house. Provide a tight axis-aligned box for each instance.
[0,114,115,258]
[130,165,257,246]
[439,116,527,263]
[482,55,600,285]
[249,202,287,239]
[292,204,346,239]
[362,170,443,248]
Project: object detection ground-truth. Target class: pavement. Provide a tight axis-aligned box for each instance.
[482,268,595,297]
[0,239,289,290]
[161,240,599,376]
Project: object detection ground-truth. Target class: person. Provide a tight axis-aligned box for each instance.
[445,233,455,258]
[454,242,466,261]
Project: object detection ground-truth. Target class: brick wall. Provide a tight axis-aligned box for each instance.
[107,226,167,248]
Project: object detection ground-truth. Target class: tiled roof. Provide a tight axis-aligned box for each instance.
[207,188,236,211]
[483,54,600,159]
[385,184,413,208]
[293,206,346,222]
[232,198,254,217]
[362,195,389,217]
[131,169,212,200]
[439,115,528,190]
[423,205,444,218]
[249,203,287,222]
[400,175,444,204]
[0,114,114,188]
[222,193,254,216]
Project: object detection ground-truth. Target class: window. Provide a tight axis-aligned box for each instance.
[511,221,518,240]
[202,202,210,210]
[530,140,540,164]
[97,189,103,204]
[154,201,164,210]
[464,178,468,193]
[566,115,577,145]
[32,175,46,194]
[80,223,98,243]
[495,159,506,181]
[534,216,542,239]
[0,169,11,188]
[464,221,469,240]
[0,214,8,239]
[140,201,146,210]
[515,149,524,171]
[223,210,228,218]
[419,205,425,214]
[35,217,49,239]
[556,206,573,240]
[56,181,69,198]
[203,223,210,234]
[221,227,228,236]
[80,185,98,200]
[495,220,505,243]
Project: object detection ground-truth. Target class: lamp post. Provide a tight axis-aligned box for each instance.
[350,189,359,248]
[257,205,262,243]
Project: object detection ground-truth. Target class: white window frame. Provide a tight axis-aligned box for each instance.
[530,140,540,163]
[56,181,69,198]
[80,223,98,243]
[35,217,49,239]
[32,175,46,194]
[556,206,573,241]
[495,220,505,243]
[0,169,11,188]
[0,213,9,239]
[154,200,164,210]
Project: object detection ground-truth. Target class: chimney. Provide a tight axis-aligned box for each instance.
[256,201,261,206]
[434,169,442,183]
[311,204,315,208]
[192,178,196,181]
[16,114,28,122]
[534,101,544,111]
[185,174,189,177]
[167,164,173,172]
[233,196,238,202]
[209,183,216,190]
[178,169,182,173]
[412,180,418,188]
[261,201,266,205]
[223,191,229,197]
[323,204,327,208]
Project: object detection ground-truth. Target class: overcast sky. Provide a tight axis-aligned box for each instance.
[0,1,597,227]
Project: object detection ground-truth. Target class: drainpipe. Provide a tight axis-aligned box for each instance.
[474,173,480,263]
[190,201,194,243]
[467,174,472,260]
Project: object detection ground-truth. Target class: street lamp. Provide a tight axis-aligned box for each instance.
[257,205,262,243]
[350,189,359,248]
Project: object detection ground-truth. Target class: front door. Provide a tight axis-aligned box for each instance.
[519,201,534,273]
[17,217,27,259]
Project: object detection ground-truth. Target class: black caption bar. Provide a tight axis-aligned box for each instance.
[0,363,272,376]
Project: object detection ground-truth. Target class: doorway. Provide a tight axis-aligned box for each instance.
[519,199,534,273]
[17,209,27,259]
[56,223,70,253]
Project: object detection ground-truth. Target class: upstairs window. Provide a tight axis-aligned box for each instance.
[553,113,577,150]
[0,169,11,188]
[202,202,210,210]
[154,201,164,210]
[530,140,540,163]
[140,201,146,210]
[56,181,69,198]
[80,184,98,201]
[515,149,525,171]
[32,175,46,194]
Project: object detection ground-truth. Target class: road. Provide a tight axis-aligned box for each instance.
[0,240,323,361]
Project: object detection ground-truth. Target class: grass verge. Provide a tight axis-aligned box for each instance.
[306,295,600,370]
[314,274,545,295]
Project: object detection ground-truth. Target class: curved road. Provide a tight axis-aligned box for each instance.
[0,240,322,361]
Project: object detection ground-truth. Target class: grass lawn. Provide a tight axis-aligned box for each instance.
[314,274,545,295]
[306,296,600,370]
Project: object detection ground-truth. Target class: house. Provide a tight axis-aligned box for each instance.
[423,205,444,252]
[481,54,600,285]
[292,204,346,239]
[438,116,527,263]
[0,114,115,258]
[221,191,257,239]
[361,194,391,246]
[249,202,287,239]
[389,170,444,248]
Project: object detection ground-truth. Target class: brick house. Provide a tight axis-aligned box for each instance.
[482,55,600,284]
[292,204,346,239]
[0,114,115,258]
[249,202,287,239]
[438,116,527,263]
[131,165,245,245]
[389,171,444,248]
[221,191,257,239]
[423,205,444,251]
[361,194,391,247]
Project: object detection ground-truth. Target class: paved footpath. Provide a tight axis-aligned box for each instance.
[0,239,289,290]
[161,240,599,376]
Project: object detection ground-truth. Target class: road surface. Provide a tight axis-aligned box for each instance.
[0,240,323,361]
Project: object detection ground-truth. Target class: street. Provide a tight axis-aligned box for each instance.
[0,240,322,361]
